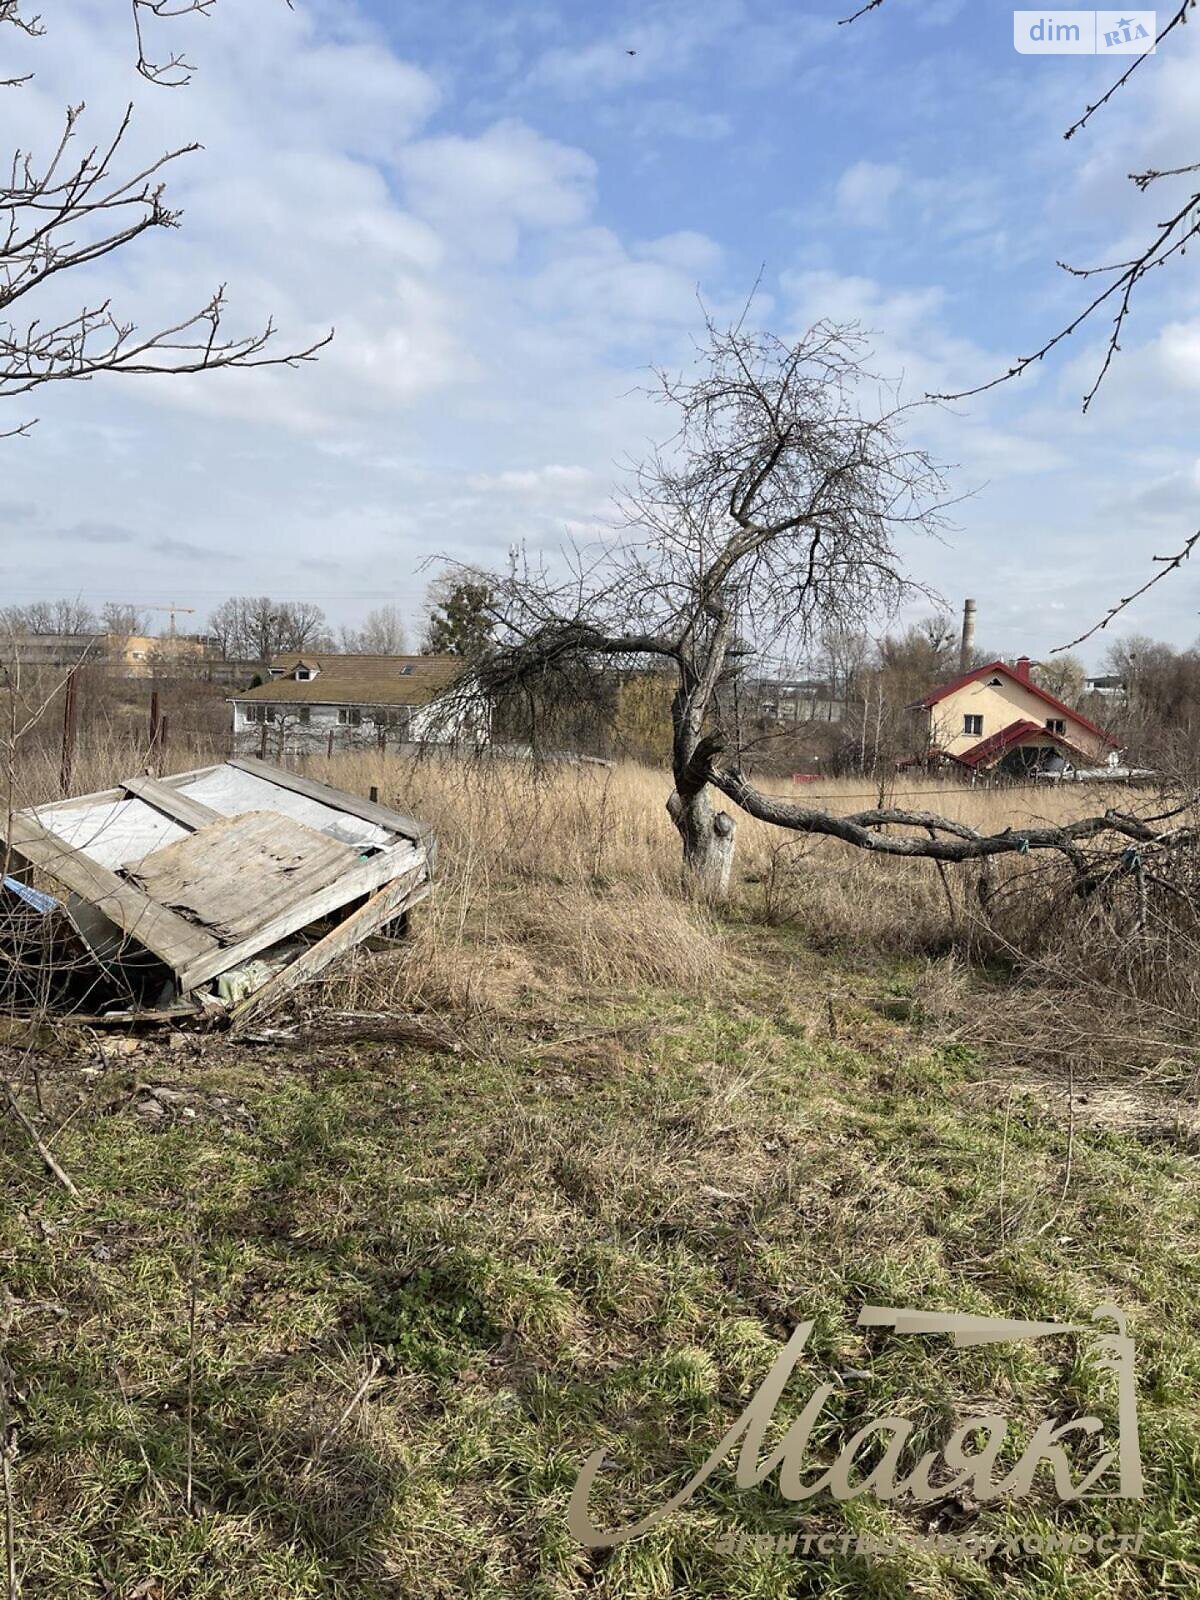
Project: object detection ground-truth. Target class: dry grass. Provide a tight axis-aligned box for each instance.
[294,750,1162,1002]
[4,728,1192,1079]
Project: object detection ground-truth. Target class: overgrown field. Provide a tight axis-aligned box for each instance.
[2,755,1199,1597]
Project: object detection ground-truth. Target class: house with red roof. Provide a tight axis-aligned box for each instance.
[912,656,1118,777]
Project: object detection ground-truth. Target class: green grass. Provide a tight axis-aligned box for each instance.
[2,932,1199,1597]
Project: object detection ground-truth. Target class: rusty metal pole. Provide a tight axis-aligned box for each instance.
[258,720,268,760]
[326,728,334,760]
[369,785,379,804]
[59,667,78,795]
[148,689,160,772]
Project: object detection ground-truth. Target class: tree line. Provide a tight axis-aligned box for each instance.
[0,577,498,664]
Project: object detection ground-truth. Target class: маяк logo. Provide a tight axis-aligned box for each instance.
[568,1303,1143,1549]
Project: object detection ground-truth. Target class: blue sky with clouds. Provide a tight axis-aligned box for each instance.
[3,0,1198,663]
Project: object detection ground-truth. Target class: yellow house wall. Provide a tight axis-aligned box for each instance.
[108,634,206,678]
[925,675,1109,760]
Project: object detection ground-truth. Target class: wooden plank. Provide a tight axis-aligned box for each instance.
[26,767,221,821]
[30,786,124,817]
[0,811,219,973]
[151,762,224,791]
[228,756,432,849]
[126,812,362,944]
[178,842,425,991]
[121,776,223,832]
[229,866,429,1030]
[29,765,221,820]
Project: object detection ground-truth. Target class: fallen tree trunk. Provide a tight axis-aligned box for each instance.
[704,748,1193,867]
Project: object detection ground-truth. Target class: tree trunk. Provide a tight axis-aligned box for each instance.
[667,784,737,900]
[668,635,737,898]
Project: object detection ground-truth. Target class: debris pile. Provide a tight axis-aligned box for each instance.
[0,757,434,1030]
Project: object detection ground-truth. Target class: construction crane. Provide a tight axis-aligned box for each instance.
[119,602,196,637]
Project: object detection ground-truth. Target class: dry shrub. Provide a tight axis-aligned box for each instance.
[299,755,730,1016]
[503,882,727,991]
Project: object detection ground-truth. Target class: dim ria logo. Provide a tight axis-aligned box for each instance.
[568,1304,1142,1550]
[1013,10,1156,53]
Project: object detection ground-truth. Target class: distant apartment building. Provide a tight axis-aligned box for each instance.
[0,629,216,677]
[0,631,100,670]
[1084,674,1127,701]
[749,675,846,724]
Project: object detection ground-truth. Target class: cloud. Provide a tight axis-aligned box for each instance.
[527,6,736,96]
[397,120,596,262]
[150,535,224,561]
[56,521,136,546]
[1153,320,1200,391]
[635,230,723,275]
[469,464,597,495]
[525,1,832,97]
[0,502,39,525]
[620,100,732,143]
[5,0,1198,661]
[835,161,904,228]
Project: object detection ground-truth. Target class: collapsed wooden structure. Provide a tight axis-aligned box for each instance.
[0,757,433,1028]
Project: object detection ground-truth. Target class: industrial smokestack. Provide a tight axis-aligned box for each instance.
[959,598,976,672]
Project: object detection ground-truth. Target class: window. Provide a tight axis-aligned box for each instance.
[244,704,276,724]
[295,667,313,681]
[963,714,983,736]
[297,706,311,726]
[986,676,1003,687]
[1046,718,1065,735]
[399,664,415,676]
[338,707,363,726]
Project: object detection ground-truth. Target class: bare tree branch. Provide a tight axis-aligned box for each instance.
[840,0,1199,415]
[931,182,1200,413]
[703,739,1192,868]
[1063,2,1193,141]
[1130,160,1200,190]
[838,0,887,22]
[1052,530,1200,653]
[1,6,330,433]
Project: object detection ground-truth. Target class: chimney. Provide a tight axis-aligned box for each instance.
[1015,654,1032,683]
[959,598,976,672]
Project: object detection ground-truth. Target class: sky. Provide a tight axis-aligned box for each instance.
[2,0,1199,667]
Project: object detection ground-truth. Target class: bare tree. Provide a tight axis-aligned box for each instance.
[457,317,947,891]
[204,595,329,660]
[341,603,407,654]
[205,596,244,659]
[275,601,330,652]
[1,1,330,440]
[0,597,97,634]
[1033,652,1087,705]
[99,602,148,638]
[449,314,1193,900]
